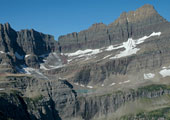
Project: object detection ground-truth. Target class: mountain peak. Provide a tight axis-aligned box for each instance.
[110,4,166,25]
[140,4,155,9]
[0,22,11,31]
[136,4,157,16]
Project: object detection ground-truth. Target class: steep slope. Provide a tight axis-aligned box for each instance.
[0,23,60,73]
[1,4,170,120]
[58,4,167,52]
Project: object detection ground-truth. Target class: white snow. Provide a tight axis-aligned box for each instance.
[162,67,167,69]
[110,32,161,59]
[58,77,66,80]
[110,82,116,86]
[0,88,4,91]
[22,67,36,75]
[25,54,31,58]
[119,80,130,85]
[67,59,73,63]
[150,32,161,37]
[49,65,64,69]
[63,32,161,62]
[40,64,50,70]
[105,44,123,51]
[2,62,8,65]
[119,82,123,85]
[159,66,170,77]
[65,49,102,57]
[102,54,112,59]
[39,52,64,70]
[15,52,24,60]
[40,64,64,70]
[111,38,140,59]
[123,80,130,83]
[144,73,155,80]
[74,83,79,86]
[87,86,93,89]
[0,51,5,54]
[80,84,85,87]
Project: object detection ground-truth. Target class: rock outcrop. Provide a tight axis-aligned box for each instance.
[0,23,59,70]
[58,4,167,53]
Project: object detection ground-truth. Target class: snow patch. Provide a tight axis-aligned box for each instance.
[144,73,155,80]
[87,86,93,89]
[110,83,116,86]
[16,65,49,79]
[111,38,140,59]
[63,32,161,62]
[25,54,31,58]
[160,66,170,77]
[40,64,50,70]
[110,32,161,59]
[49,65,64,69]
[124,80,130,83]
[119,80,130,85]
[103,54,112,59]
[40,52,64,70]
[0,51,5,54]
[74,83,79,86]
[0,88,5,91]
[80,84,85,87]
[65,49,102,57]
[105,44,123,51]
[15,52,24,60]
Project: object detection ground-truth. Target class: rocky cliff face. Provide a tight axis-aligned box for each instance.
[0,23,59,70]
[1,4,170,120]
[58,4,167,53]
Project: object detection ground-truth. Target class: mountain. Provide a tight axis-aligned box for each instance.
[58,4,167,52]
[1,4,170,120]
[0,23,60,73]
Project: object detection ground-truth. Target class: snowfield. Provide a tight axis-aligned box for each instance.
[144,73,155,79]
[65,49,102,57]
[110,82,116,86]
[0,51,5,54]
[40,52,64,70]
[110,32,161,59]
[63,32,161,61]
[160,66,170,77]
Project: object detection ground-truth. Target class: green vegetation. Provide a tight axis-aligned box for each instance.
[138,84,170,92]
[120,107,170,120]
[24,95,43,103]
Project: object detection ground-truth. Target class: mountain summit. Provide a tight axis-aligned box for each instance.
[111,4,166,25]
[58,4,167,53]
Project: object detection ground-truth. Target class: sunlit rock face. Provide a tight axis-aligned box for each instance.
[58,4,167,53]
[1,4,170,120]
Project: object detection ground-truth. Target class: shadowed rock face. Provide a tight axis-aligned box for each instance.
[17,29,58,55]
[0,23,59,69]
[58,4,167,53]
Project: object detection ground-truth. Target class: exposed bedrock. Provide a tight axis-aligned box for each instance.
[58,5,167,53]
